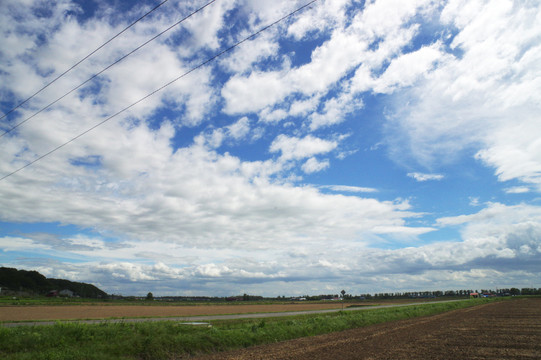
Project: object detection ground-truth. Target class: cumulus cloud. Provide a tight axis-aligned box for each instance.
[302,157,329,174]
[384,0,541,189]
[220,32,279,74]
[227,117,251,140]
[1,0,540,297]
[5,202,539,296]
[259,107,288,123]
[0,122,427,257]
[434,203,541,270]
[269,134,338,161]
[309,92,363,130]
[372,44,444,94]
[195,116,253,149]
[287,0,351,40]
[221,0,434,125]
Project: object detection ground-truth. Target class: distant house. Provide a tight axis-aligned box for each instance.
[470,292,480,298]
[59,289,74,297]
[47,290,59,297]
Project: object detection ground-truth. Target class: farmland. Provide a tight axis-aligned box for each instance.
[196,297,541,360]
[0,298,454,322]
[1,297,527,359]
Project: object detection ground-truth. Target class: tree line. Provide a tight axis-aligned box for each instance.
[0,267,107,298]
[291,287,540,301]
[2,266,538,300]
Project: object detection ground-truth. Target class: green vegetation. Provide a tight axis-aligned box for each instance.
[0,298,501,360]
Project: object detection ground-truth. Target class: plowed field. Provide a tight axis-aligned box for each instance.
[0,302,363,322]
[195,298,541,360]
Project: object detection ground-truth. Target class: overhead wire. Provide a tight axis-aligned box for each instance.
[0,0,170,123]
[0,0,218,139]
[0,0,319,182]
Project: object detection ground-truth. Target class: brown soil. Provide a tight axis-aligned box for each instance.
[194,298,541,360]
[0,302,363,321]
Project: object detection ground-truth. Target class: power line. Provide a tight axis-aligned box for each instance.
[0,0,218,139]
[0,0,170,123]
[0,0,318,182]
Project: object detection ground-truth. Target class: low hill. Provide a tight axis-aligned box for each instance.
[0,267,107,298]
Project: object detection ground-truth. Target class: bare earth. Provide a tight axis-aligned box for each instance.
[194,298,541,360]
[0,302,362,322]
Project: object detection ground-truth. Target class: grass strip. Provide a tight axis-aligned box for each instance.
[0,298,501,360]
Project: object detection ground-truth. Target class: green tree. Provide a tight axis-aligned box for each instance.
[146,292,154,300]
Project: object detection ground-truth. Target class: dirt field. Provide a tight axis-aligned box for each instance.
[194,298,541,360]
[0,302,366,321]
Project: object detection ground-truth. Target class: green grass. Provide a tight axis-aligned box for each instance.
[0,298,501,360]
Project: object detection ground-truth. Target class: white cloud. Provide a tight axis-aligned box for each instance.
[372,44,444,94]
[0,1,219,134]
[302,157,329,174]
[194,117,252,149]
[287,0,351,40]
[2,0,540,297]
[321,185,378,193]
[505,186,530,194]
[182,0,237,51]
[288,29,368,94]
[356,0,435,38]
[215,0,453,140]
[407,172,444,182]
[269,135,338,161]
[6,202,539,296]
[259,107,288,123]
[475,115,541,187]
[0,237,50,252]
[221,67,292,114]
[309,91,363,130]
[433,203,541,269]
[384,0,541,190]
[220,33,279,74]
[0,125,424,256]
[227,117,251,140]
[371,225,435,236]
[289,96,319,117]
[437,202,541,227]
[222,0,429,117]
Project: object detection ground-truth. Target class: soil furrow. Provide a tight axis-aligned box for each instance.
[193,298,541,360]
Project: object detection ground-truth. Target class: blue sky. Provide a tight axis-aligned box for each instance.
[1,0,540,296]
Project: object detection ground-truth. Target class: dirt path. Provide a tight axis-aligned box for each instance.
[194,298,541,360]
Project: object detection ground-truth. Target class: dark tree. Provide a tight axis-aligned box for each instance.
[0,267,107,298]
